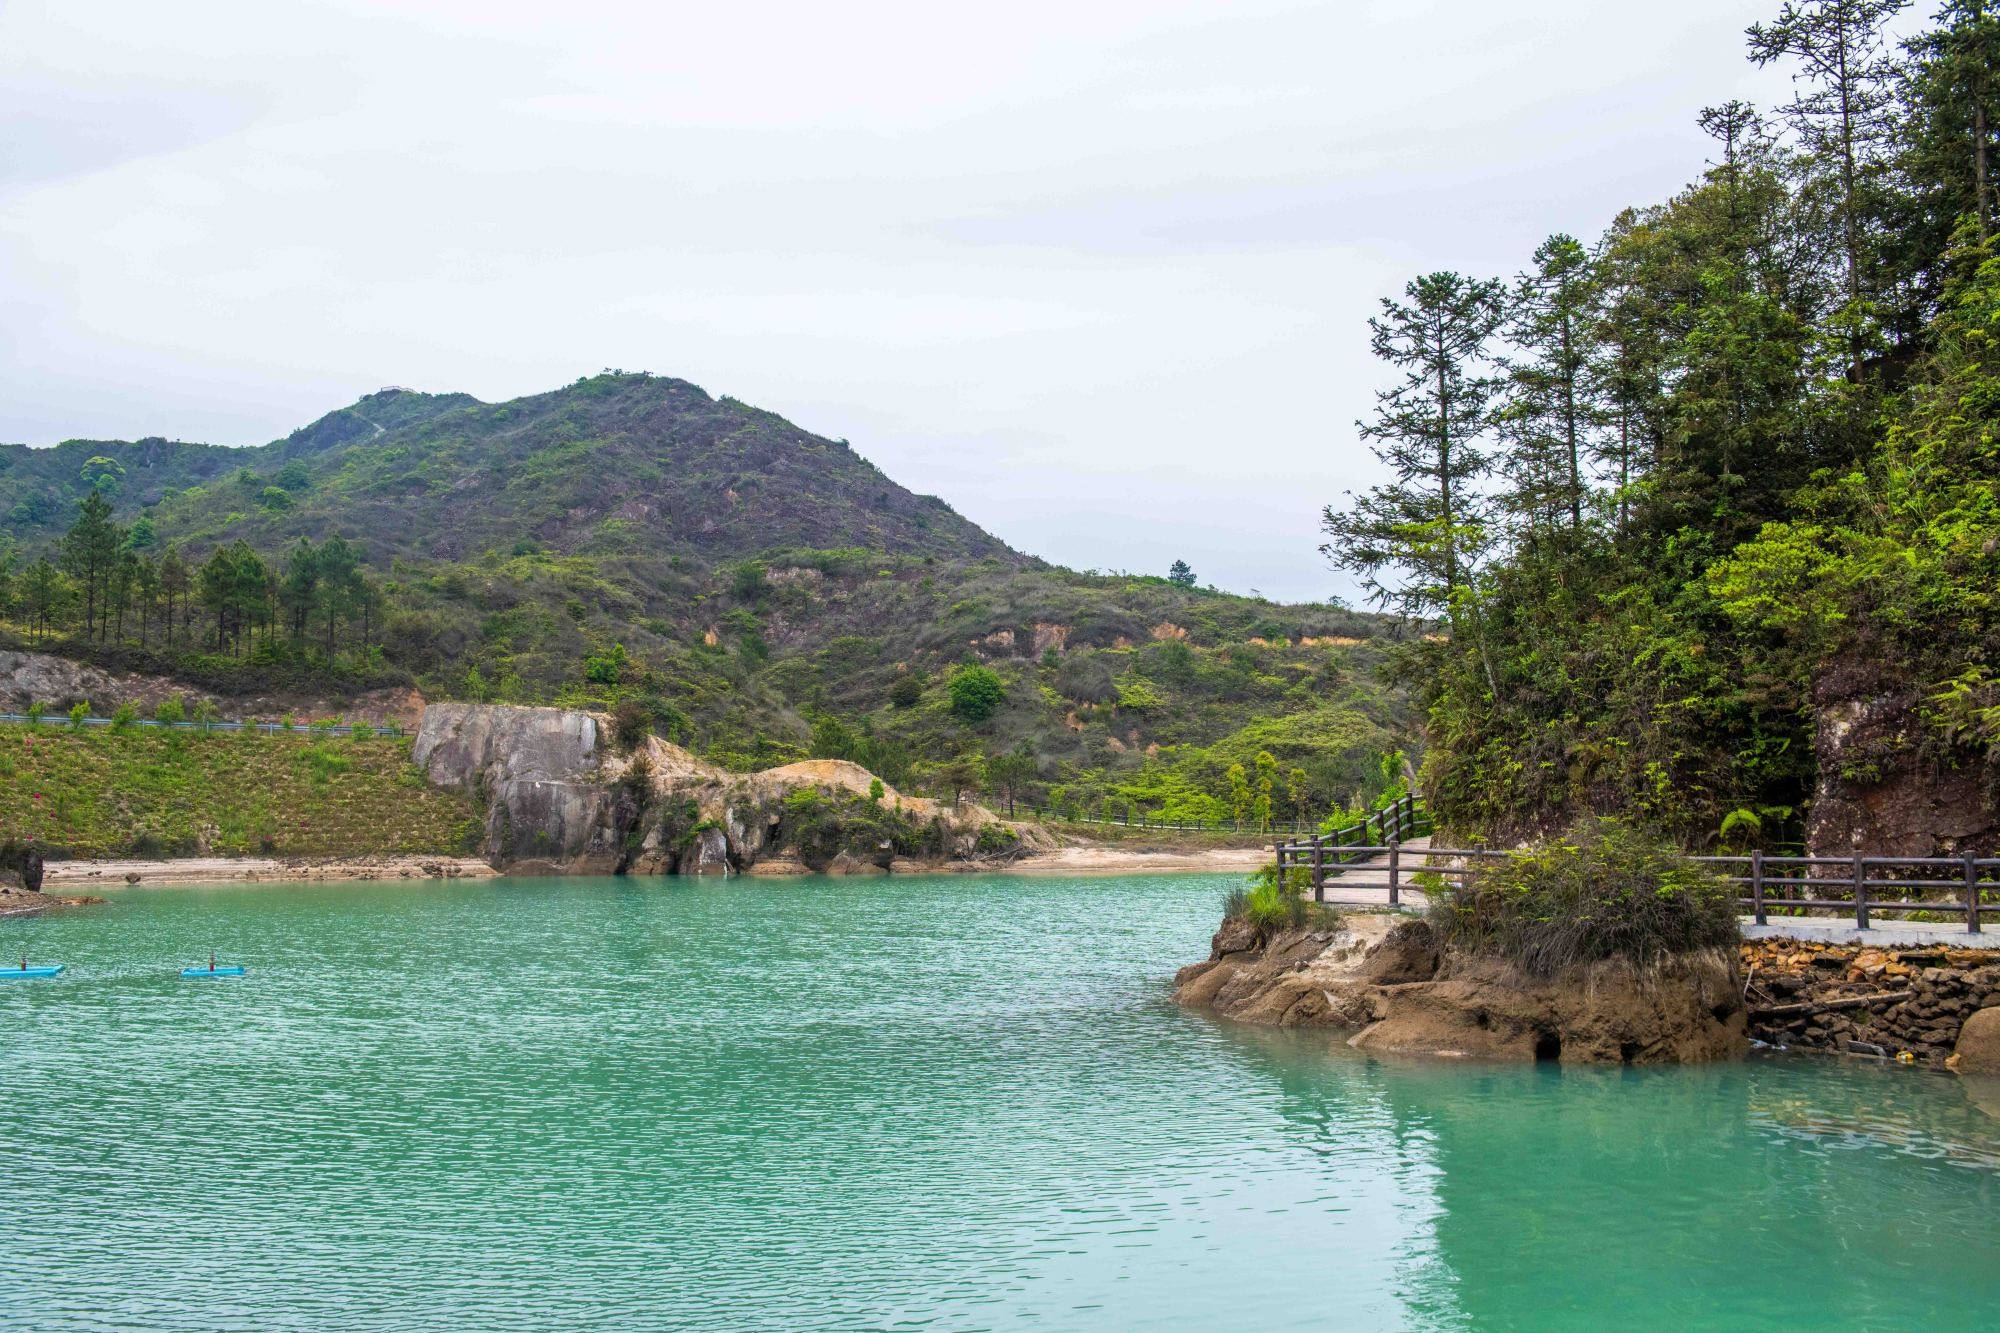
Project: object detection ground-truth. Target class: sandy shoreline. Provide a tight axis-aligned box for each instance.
[43,855,499,888]
[997,846,1269,875]
[30,845,1263,890]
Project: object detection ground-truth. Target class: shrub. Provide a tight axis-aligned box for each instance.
[868,777,885,803]
[888,673,924,708]
[68,702,89,731]
[583,643,629,685]
[1230,861,1338,933]
[110,703,138,733]
[25,702,44,726]
[612,697,650,750]
[349,723,375,741]
[1426,818,1740,976]
[154,698,185,725]
[946,664,1006,722]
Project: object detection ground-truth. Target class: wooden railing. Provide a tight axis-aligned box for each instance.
[1273,824,1997,935]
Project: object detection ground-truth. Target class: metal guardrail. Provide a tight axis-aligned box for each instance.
[0,712,401,738]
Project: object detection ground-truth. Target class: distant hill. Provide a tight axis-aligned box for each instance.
[0,372,1414,820]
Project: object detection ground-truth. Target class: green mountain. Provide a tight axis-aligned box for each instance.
[0,372,1412,820]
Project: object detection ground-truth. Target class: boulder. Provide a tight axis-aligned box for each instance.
[1954,1007,2000,1074]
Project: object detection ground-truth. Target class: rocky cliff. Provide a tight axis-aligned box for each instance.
[1175,913,1747,1065]
[1807,657,1997,859]
[413,702,1038,875]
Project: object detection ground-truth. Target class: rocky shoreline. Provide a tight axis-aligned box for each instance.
[1175,910,1747,1065]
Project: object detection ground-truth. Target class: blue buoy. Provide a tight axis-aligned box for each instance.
[182,965,247,978]
[1,964,64,979]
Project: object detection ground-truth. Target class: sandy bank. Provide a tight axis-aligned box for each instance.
[999,846,1269,875]
[44,856,498,887]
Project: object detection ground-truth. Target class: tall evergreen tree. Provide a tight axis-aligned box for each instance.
[1748,0,1913,376]
[1500,234,1601,539]
[1322,271,1506,621]
[59,491,122,641]
[22,558,64,640]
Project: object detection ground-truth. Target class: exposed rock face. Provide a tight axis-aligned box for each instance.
[412,702,1041,876]
[1807,658,1996,858]
[1175,915,1747,1065]
[0,649,425,727]
[414,703,632,873]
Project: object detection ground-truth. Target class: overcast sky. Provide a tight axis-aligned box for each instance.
[1,0,1877,600]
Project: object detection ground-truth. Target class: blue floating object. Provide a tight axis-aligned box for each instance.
[182,965,247,979]
[1,965,63,979]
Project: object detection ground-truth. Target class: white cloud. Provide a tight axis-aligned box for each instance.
[0,0,1865,598]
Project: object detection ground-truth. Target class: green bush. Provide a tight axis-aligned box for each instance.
[154,698,185,725]
[1426,818,1739,976]
[946,664,1006,722]
[1228,861,1338,933]
[68,702,89,731]
[110,703,138,733]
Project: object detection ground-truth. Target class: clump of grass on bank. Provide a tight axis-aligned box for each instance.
[1225,861,1342,934]
[0,726,481,859]
[1427,818,1739,976]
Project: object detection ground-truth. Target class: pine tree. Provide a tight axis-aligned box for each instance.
[1500,234,1601,540]
[59,491,122,641]
[1322,271,1506,620]
[22,558,64,640]
[158,547,190,649]
[1748,0,1914,376]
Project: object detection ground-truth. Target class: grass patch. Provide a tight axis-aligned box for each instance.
[1426,818,1739,976]
[1225,861,1341,934]
[0,727,481,859]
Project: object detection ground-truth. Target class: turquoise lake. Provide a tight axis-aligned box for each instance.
[4,872,2000,1330]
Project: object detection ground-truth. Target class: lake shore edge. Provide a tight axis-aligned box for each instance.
[32,844,1266,889]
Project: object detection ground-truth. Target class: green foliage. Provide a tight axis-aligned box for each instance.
[1427,819,1740,976]
[67,702,88,730]
[946,663,1006,722]
[888,673,924,708]
[583,642,629,686]
[154,697,185,726]
[1229,861,1339,934]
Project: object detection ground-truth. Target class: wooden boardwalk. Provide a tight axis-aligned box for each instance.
[1277,798,2000,937]
[1306,836,1434,910]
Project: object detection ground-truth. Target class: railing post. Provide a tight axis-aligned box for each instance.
[1750,848,1766,926]
[1853,855,1869,931]
[1312,835,1325,903]
[1388,837,1401,909]
[1968,852,1983,935]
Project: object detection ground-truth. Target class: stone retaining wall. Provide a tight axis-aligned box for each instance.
[1743,938,2000,1068]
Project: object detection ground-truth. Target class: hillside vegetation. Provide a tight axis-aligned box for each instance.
[0,726,480,859]
[0,374,1414,825]
[1321,1,2000,852]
